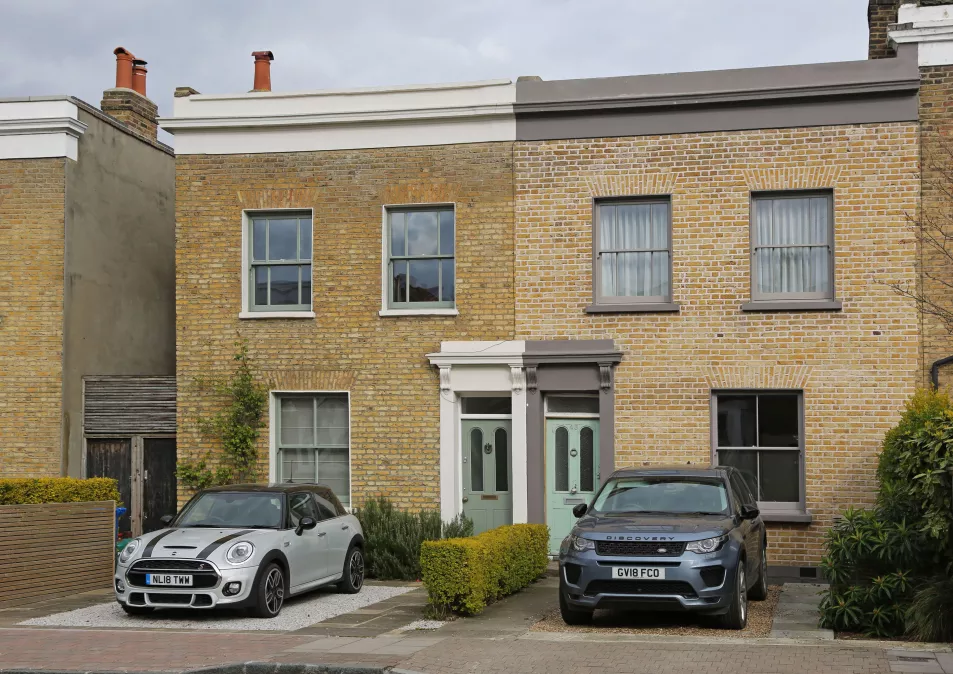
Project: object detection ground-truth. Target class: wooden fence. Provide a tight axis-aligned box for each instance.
[0,501,115,606]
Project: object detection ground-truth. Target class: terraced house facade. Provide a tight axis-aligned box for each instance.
[165,0,953,573]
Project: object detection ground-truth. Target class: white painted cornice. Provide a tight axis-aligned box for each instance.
[0,99,86,160]
[0,117,87,137]
[890,3,953,66]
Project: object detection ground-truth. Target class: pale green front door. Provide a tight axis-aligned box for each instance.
[546,419,600,554]
[462,420,513,534]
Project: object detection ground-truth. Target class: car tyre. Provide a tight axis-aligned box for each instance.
[748,541,769,601]
[559,590,593,625]
[250,563,286,618]
[119,603,154,616]
[719,560,748,630]
[337,544,365,594]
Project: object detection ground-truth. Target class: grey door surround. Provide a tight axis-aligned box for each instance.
[524,340,623,524]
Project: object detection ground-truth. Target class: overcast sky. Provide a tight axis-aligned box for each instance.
[0,0,871,146]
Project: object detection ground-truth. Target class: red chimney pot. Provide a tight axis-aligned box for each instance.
[252,51,274,92]
[132,59,148,96]
[113,47,135,89]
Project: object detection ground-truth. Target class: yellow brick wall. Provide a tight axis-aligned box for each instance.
[514,123,920,566]
[0,158,66,477]
[175,143,515,508]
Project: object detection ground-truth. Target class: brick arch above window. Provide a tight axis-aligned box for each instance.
[702,364,814,390]
[263,369,356,392]
[742,166,842,192]
[236,188,318,210]
[584,172,678,198]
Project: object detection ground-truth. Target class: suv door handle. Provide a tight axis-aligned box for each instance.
[317,532,327,537]
[341,525,349,530]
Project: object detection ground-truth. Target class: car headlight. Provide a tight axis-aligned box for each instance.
[686,535,728,554]
[225,541,255,565]
[119,538,140,564]
[569,534,595,552]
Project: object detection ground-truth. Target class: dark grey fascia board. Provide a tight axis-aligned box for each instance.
[523,338,623,366]
[585,302,680,314]
[523,352,624,367]
[741,300,843,312]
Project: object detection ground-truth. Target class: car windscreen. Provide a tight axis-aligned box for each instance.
[174,492,283,529]
[591,477,729,515]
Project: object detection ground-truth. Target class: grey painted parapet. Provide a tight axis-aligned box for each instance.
[62,109,175,476]
[515,44,920,140]
[523,340,623,524]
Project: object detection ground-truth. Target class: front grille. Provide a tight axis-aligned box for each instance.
[128,592,146,605]
[585,580,698,598]
[699,566,726,587]
[147,593,193,605]
[192,594,214,607]
[596,540,687,557]
[128,559,220,589]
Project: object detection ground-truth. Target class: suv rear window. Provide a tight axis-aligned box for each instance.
[591,476,729,515]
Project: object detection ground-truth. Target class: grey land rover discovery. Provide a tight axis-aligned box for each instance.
[558,465,768,629]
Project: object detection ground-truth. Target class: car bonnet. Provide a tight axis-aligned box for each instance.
[135,527,274,561]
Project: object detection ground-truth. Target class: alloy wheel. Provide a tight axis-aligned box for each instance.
[265,567,284,615]
[738,565,747,622]
[349,550,365,590]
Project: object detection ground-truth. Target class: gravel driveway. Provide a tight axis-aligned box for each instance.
[20,584,413,632]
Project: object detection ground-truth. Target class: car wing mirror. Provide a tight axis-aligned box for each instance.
[296,516,317,536]
[740,504,760,520]
[159,514,174,527]
[572,503,588,518]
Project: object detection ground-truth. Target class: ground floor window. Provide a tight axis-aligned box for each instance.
[713,390,802,509]
[276,393,350,506]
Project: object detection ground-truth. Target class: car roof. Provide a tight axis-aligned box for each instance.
[200,483,337,494]
[608,464,732,479]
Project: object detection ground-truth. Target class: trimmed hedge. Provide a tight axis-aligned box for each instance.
[0,478,121,505]
[420,523,549,616]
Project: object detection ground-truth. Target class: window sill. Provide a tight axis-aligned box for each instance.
[741,300,842,312]
[585,302,681,314]
[760,510,813,524]
[379,308,459,317]
[239,311,315,320]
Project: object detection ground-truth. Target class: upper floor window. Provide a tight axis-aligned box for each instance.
[249,212,312,312]
[595,199,672,305]
[387,206,455,309]
[751,193,833,302]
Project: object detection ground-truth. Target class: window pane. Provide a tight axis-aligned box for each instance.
[252,220,267,261]
[408,259,439,302]
[299,218,312,261]
[407,211,439,255]
[270,266,300,305]
[317,447,350,505]
[601,252,618,297]
[717,395,756,447]
[254,267,268,307]
[280,449,315,483]
[615,251,669,297]
[300,265,312,306]
[268,218,298,260]
[494,428,508,492]
[755,196,831,296]
[758,395,799,447]
[757,246,830,295]
[390,212,405,257]
[441,259,455,302]
[470,428,484,492]
[760,450,800,502]
[555,426,569,491]
[281,398,314,445]
[462,397,511,415]
[547,397,599,415]
[439,210,454,255]
[599,205,616,250]
[315,396,349,446]
[288,492,318,526]
[580,426,594,492]
[392,261,407,304]
[717,450,758,496]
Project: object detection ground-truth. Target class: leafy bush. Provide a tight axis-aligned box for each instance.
[355,496,473,581]
[0,478,121,505]
[420,523,549,616]
[819,389,953,639]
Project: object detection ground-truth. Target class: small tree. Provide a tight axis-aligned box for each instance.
[177,339,267,489]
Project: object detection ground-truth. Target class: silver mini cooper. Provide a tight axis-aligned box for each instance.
[115,484,365,618]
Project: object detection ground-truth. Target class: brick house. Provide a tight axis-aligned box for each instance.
[166,1,951,572]
[0,49,176,537]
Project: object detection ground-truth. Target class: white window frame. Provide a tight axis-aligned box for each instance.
[240,208,316,319]
[268,390,352,507]
[379,202,459,317]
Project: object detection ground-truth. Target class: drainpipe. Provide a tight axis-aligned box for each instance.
[930,355,953,390]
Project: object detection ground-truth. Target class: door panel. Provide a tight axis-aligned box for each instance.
[313,490,349,577]
[546,419,600,554]
[142,439,177,534]
[86,439,132,537]
[461,420,513,534]
[286,493,327,588]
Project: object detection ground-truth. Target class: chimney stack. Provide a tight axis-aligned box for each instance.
[252,51,274,92]
[101,46,158,142]
[867,0,903,60]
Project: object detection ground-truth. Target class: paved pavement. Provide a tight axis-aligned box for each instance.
[769,583,834,640]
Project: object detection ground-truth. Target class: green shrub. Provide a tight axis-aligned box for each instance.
[819,389,953,639]
[0,478,121,505]
[355,496,473,581]
[420,523,549,616]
